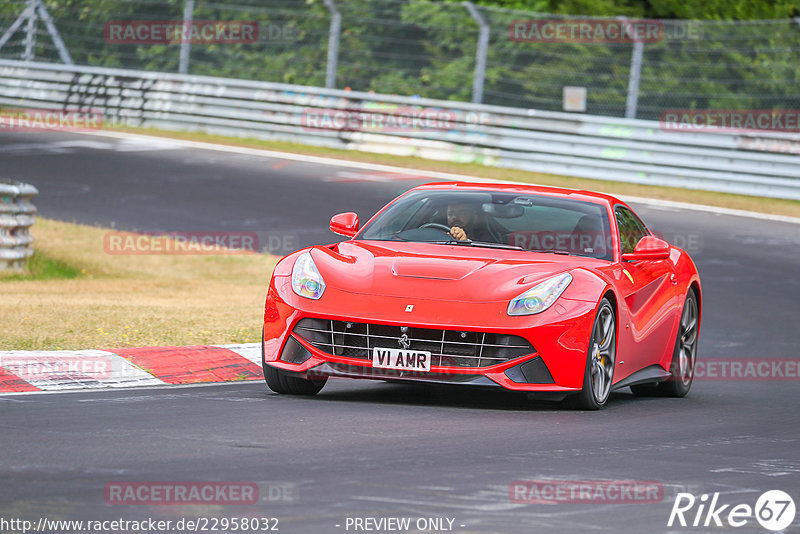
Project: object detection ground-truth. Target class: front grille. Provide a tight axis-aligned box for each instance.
[293,318,534,368]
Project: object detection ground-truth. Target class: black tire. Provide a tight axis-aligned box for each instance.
[566,298,616,410]
[261,332,327,395]
[632,289,699,398]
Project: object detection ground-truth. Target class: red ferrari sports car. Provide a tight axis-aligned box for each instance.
[261,182,701,409]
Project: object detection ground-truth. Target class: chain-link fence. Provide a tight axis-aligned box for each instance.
[2,0,799,120]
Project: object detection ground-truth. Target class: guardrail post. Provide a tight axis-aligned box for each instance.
[0,0,73,64]
[178,0,195,74]
[463,2,489,104]
[22,0,38,62]
[620,15,645,119]
[0,3,35,53]
[322,0,341,89]
[35,0,73,64]
[0,180,38,271]
[625,39,644,119]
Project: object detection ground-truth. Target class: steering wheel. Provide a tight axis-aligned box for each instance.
[419,222,453,234]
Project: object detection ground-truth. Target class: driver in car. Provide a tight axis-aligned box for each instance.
[447,201,494,242]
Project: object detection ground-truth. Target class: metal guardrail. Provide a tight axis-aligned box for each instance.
[0,179,37,270]
[1,59,800,200]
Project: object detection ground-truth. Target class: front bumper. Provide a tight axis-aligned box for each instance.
[263,275,597,392]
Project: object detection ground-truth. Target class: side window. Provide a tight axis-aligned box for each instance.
[615,206,648,254]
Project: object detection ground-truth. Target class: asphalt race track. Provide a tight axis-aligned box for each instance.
[2,131,799,533]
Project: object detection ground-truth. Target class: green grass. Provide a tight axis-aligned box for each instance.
[0,251,83,281]
[1,218,278,350]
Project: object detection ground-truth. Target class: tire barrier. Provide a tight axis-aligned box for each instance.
[0,180,38,270]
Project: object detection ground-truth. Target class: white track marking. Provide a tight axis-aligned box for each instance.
[2,379,258,397]
[0,140,115,153]
[216,343,262,366]
[325,170,430,182]
[0,345,263,395]
[76,130,800,225]
[113,137,184,152]
[0,350,164,391]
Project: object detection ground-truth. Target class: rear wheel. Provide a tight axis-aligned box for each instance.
[631,289,698,398]
[262,332,327,395]
[566,298,616,410]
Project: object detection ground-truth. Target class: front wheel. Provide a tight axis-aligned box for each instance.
[261,331,327,395]
[566,298,616,410]
[263,363,327,395]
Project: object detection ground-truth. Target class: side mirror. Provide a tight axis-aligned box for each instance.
[621,236,670,261]
[330,212,359,237]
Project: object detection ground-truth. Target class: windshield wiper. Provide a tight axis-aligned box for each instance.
[450,240,524,251]
[387,232,524,250]
[387,236,589,255]
[388,234,458,244]
[527,248,594,257]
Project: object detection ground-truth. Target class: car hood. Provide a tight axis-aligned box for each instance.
[310,240,598,302]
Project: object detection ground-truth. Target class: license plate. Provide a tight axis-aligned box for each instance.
[372,347,431,372]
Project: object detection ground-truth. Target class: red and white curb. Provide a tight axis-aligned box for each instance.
[0,344,263,394]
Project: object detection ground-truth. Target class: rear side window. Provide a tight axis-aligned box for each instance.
[615,206,649,254]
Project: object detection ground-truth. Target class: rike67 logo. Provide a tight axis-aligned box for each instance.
[668,490,796,531]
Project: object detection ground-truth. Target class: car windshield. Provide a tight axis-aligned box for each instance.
[356,190,613,260]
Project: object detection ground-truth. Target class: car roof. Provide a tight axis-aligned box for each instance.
[408,181,623,208]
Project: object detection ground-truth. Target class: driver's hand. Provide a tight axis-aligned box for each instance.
[450,226,468,241]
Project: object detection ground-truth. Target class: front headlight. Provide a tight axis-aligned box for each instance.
[291,251,326,300]
[507,273,572,316]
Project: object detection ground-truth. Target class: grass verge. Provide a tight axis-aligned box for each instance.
[0,251,82,281]
[110,125,800,218]
[0,218,277,351]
